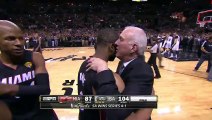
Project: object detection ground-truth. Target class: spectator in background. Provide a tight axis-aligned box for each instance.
[170,33,180,59]
[194,34,212,73]
[147,39,161,79]
[157,34,165,67]
[33,34,42,53]
[208,42,212,81]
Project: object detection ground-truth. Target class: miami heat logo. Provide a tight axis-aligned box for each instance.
[24,62,32,68]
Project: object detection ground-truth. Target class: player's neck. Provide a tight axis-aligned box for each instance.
[0,53,23,64]
[93,52,108,62]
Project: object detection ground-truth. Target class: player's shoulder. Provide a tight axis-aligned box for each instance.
[80,59,89,68]
[131,56,145,65]
[78,59,90,73]
[23,50,33,57]
[131,57,152,70]
[79,59,97,75]
[22,50,33,62]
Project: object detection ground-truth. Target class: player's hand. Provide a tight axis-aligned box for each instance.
[0,84,19,96]
[86,57,108,73]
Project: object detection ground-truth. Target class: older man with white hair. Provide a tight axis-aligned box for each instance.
[87,26,154,120]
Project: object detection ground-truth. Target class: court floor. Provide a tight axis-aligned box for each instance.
[43,47,212,120]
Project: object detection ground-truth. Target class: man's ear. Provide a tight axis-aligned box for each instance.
[131,44,138,53]
[108,43,116,52]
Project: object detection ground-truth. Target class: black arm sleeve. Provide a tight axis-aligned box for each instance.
[17,73,51,95]
[95,70,135,120]
[95,70,120,95]
[95,66,154,120]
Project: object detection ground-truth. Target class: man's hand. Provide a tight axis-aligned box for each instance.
[0,84,19,96]
[86,57,108,73]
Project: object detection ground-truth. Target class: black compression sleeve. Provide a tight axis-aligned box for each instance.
[95,70,119,95]
[17,73,51,95]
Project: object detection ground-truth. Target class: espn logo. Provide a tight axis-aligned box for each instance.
[40,96,58,102]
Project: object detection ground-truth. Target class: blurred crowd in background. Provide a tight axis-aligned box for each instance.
[0,0,211,49]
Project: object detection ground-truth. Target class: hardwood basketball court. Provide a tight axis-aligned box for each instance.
[43,47,212,120]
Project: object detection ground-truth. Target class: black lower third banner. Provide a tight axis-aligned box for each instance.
[40,95,157,109]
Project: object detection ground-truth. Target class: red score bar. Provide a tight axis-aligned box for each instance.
[58,96,81,103]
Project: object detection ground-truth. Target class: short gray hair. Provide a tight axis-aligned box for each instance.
[124,26,147,55]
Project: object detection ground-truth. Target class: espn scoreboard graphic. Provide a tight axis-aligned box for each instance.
[40,95,157,109]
